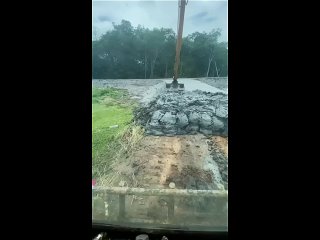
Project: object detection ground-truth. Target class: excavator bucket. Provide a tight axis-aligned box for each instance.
[166,81,184,90]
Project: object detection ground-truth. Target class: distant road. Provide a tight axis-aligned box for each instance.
[92,78,228,104]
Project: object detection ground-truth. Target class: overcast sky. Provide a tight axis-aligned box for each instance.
[92,0,228,42]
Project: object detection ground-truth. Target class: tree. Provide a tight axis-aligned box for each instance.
[92,20,228,79]
[212,42,228,77]
[154,28,175,78]
[92,26,99,41]
[145,28,164,78]
[187,29,221,77]
[135,26,149,79]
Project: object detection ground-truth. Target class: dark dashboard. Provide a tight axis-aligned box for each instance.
[92,223,227,240]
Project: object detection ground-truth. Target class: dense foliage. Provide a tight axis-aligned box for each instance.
[93,20,227,79]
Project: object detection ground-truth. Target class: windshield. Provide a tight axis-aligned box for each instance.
[92,0,228,231]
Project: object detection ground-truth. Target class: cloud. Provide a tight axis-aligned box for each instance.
[98,15,112,22]
[92,1,228,42]
[205,17,218,22]
[190,11,208,20]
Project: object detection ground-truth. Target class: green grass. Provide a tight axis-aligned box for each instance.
[92,87,143,185]
[92,104,132,161]
[92,87,131,104]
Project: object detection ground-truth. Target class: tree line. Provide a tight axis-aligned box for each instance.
[92,20,228,79]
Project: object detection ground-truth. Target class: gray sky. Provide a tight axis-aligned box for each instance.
[92,0,228,42]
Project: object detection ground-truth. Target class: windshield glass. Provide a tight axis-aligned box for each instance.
[92,0,228,231]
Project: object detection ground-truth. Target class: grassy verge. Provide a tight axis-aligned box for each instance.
[92,87,144,186]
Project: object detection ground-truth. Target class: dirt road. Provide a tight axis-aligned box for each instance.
[92,78,228,104]
[108,134,228,225]
[125,134,228,190]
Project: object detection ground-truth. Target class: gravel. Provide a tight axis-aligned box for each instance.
[92,78,228,105]
[93,78,228,137]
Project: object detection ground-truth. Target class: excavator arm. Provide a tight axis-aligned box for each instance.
[166,0,187,89]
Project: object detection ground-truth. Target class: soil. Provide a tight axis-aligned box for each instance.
[128,134,228,190]
[105,134,228,225]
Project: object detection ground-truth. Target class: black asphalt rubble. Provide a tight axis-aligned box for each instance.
[134,90,228,136]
